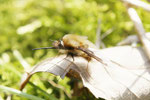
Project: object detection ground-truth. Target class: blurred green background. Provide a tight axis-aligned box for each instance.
[0,0,150,100]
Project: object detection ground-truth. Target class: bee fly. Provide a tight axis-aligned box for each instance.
[20,34,107,91]
[33,34,106,65]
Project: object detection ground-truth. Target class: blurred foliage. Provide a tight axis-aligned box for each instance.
[0,0,150,100]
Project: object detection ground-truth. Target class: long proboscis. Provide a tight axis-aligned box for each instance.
[32,47,57,50]
[32,46,70,50]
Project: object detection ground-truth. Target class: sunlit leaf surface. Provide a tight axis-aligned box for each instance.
[21,46,150,100]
